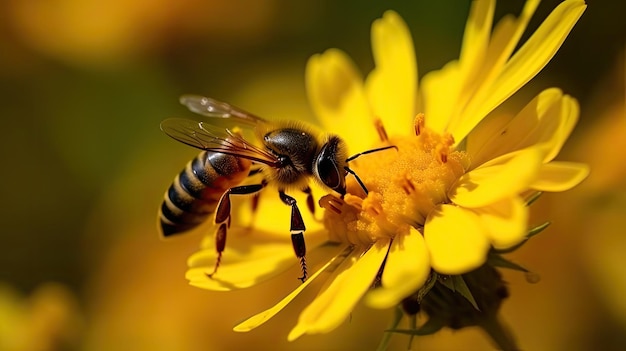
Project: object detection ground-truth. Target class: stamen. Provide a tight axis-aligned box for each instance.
[374,118,389,142]
[414,113,425,136]
[402,176,416,195]
[319,195,343,214]
[362,196,383,216]
[343,194,364,209]
[435,134,455,164]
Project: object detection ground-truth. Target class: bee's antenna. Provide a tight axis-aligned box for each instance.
[344,166,369,195]
[346,145,397,162]
[344,145,397,195]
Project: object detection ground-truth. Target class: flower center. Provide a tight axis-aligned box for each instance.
[320,114,470,246]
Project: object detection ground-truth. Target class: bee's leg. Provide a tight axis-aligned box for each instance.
[279,190,308,283]
[206,183,265,279]
[251,193,261,213]
[302,186,315,216]
[246,169,265,214]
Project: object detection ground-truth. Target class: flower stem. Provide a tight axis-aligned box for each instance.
[480,315,519,351]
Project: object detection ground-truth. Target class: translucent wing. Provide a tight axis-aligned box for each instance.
[160,118,279,166]
[179,95,268,126]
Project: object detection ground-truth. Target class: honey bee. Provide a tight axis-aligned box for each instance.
[158,95,394,282]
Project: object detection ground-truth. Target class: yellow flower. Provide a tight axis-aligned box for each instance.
[0,283,82,350]
[186,0,588,341]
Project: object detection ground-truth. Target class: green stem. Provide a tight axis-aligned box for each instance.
[480,314,519,351]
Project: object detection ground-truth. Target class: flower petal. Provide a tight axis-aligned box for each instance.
[287,241,390,340]
[366,228,430,309]
[468,88,579,167]
[463,111,512,166]
[233,244,351,332]
[450,0,586,142]
[422,0,494,135]
[306,49,378,151]
[461,0,539,101]
[494,0,586,96]
[467,88,562,167]
[530,161,590,192]
[186,227,329,291]
[365,10,417,138]
[449,147,543,208]
[421,60,461,134]
[424,205,490,274]
[456,0,495,105]
[459,0,494,71]
[542,94,580,163]
[472,196,528,249]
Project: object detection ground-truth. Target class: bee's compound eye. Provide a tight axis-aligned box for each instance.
[318,157,341,189]
[315,141,346,195]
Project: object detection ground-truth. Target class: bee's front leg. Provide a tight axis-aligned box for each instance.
[278,190,308,283]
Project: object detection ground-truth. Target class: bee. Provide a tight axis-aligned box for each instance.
[158,95,395,282]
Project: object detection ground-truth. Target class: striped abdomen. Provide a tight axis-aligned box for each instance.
[159,151,251,237]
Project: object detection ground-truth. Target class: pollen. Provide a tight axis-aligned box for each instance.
[321,116,470,245]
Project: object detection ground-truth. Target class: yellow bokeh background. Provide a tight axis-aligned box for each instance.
[0,1,624,350]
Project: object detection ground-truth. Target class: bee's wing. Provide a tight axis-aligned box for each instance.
[160,118,279,166]
[179,95,267,126]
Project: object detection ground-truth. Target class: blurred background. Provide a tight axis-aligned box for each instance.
[0,0,623,350]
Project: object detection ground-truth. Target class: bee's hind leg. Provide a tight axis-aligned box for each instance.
[206,183,266,279]
[279,190,308,283]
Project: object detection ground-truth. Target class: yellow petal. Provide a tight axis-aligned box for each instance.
[365,10,417,138]
[530,161,590,192]
[186,227,329,291]
[450,147,543,208]
[306,49,378,151]
[464,111,512,168]
[459,0,494,70]
[542,95,580,163]
[462,0,539,99]
[287,241,390,340]
[450,0,586,143]
[423,0,494,136]
[456,0,495,104]
[421,60,461,134]
[424,205,490,275]
[473,197,528,249]
[366,228,430,309]
[496,0,586,93]
[468,88,579,167]
[186,247,291,291]
[233,244,351,332]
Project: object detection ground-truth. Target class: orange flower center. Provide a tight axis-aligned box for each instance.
[320,115,470,245]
